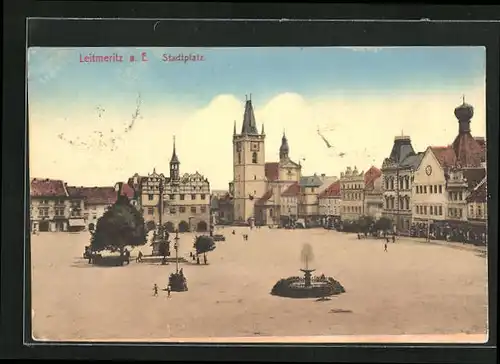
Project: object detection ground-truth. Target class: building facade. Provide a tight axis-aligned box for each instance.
[66,186,117,230]
[381,135,424,232]
[340,166,365,221]
[466,176,487,238]
[297,175,323,224]
[280,182,300,226]
[128,139,211,232]
[318,180,341,223]
[231,97,302,225]
[363,166,383,219]
[30,178,84,232]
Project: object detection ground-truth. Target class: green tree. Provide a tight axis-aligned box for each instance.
[358,216,375,235]
[178,220,190,233]
[164,221,176,233]
[91,195,147,258]
[374,217,393,234]
[193,235,216,264]
[146,220,156,232]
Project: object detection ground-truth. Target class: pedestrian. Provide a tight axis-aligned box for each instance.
[167,285,171,298]
[392,235,395,243]
[137,251,143,262]
[385,237,389,243]
[384,242,388,252]
[203,254,207,265]
[153,283,158,297]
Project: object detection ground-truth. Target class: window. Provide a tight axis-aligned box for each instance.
[448,208,452,217]
[201,194,206,200]
[458,192,463,200]
[477,205,482,217]
[238,152,242,164]
[252,152,258,164]
[423,185,427,194]
[191,194,196,200]
[469,205,474,217]
[191,206,197,213]
[423,206,427,215]
[201,206,207,213]
[405,177,409,190]
[170,207,176,214]
[458,209,463,218]
[311,188,315,193]
[439,185,442,194]
[148,207,154,215]
[179,206,186,213]
[438,206,442,215]
[180,194,185,200]
[148,194,154,200]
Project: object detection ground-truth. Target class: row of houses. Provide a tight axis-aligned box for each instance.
[211,99,487,234]
[30,178,120,232]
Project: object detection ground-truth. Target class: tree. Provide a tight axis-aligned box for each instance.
[193,235,216,264]
[90,195,147,260]
[358,216,375,235]
[164,221,176,233]
[178,220,190,233]
[375,217,393,234]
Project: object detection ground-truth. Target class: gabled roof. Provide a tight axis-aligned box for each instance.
[429,146,457,168]
[462,168,486,192]
[67,186,117,205]
[466,176,487,203]
[117,183,135,200]
[31,178,68,197]
[300,175,323,188]
[364,166,382,188]
[282,182,301,197]
[318,180,341,198]
[265,162,280,182]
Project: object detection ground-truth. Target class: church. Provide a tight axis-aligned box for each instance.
[230,96,302,226]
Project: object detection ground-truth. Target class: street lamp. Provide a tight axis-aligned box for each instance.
[174,229,180,274]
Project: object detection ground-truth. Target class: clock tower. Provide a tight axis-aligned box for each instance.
[232,95,267,223]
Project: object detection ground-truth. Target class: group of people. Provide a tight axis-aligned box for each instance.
[410,223,486,245]
[189,251,206,265]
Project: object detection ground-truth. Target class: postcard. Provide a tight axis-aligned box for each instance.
[27,46,488,343]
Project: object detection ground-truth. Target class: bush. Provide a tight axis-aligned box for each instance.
[270,276,346,298]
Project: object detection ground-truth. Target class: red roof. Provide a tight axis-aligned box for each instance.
[282,182,301,197]
[67,186,117,204]
[474,137,486,151]
[318,180,341,198]
[30,178,68,197]
[451,133,485,168]
[255,190,274,205]
[265,162,279,181]
[430,146,457,168]
[364,166,382,188]
[120,183,135,199]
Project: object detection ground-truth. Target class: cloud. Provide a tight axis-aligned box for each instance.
[29,88,486,190]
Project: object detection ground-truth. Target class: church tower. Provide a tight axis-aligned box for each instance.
[232,95,267,223]
[170,136,180,183]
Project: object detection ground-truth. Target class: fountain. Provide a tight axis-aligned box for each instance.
[270,243,345,299]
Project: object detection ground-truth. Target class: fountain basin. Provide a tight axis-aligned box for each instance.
[271,276,345,299]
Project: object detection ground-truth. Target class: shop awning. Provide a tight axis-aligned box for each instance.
[69,219,86,227]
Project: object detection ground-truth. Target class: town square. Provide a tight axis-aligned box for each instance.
[28,46,488,342]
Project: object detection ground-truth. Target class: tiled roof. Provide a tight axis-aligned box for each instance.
[474,137,486,151]
[466,176,487,203]
[30,178,68,197]
[462,168,486,192]
[265,162,280,182]
[430,146,457,168]
[451,133,485,168]
[255,190,274,206]
[364,166,382,188]
[117,183,135,199]
[300,175,323,188]
[67,186,117,205]
[318,180,341,198]
[282,183,301,197]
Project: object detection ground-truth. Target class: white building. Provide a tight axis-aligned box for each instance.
[67,186,117,229]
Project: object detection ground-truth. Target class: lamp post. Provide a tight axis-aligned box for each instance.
[174,229,180,274]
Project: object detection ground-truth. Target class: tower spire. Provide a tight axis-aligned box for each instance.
[240,94,259,135]
[233,120,236,135]
[261,123,265,135]
[462,94,466,104]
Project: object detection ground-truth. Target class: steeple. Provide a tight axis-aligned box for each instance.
[279,130,290,160]
[170,136,180,181]
[240,94,259,135]
[233,120,237,135]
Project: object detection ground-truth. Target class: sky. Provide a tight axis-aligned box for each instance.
[28,46,486,190]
